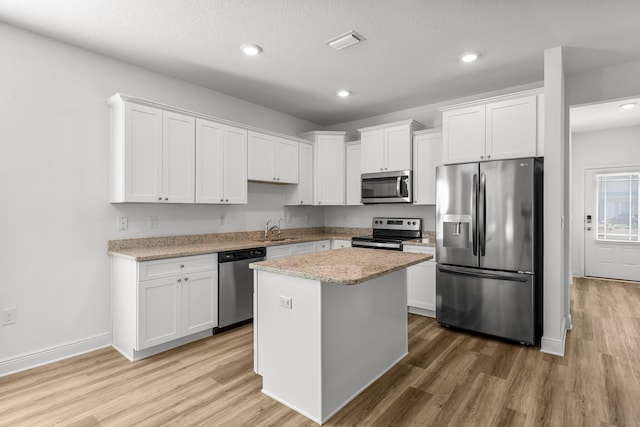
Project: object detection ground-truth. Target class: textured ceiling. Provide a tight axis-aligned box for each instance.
[2,0,640,126]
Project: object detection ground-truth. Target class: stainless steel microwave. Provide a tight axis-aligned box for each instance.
[361,170,412,204]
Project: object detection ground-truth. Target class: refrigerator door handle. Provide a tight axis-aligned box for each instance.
[479,173,486,256]
[472,173,478,256]
[438,265,529,283]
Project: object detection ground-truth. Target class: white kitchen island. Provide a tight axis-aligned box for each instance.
[249,247,431,424]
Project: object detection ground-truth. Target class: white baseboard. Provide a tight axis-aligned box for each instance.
[540,317,567,357]
[0,332,111,377]
[408,306,435,318]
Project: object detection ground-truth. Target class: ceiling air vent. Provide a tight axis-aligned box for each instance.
[325,30,365,51]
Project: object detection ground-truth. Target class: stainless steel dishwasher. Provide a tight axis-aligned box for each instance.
[218,247,266,329]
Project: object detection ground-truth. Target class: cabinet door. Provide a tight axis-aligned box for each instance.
[195,118,224,204]
[486,95,537,160]
[294,242,316,255]
[224,125,248,204]
[331,240,351,249]
[248,131,275,182]
[442,105,485,164]
[276,138,299,183]
[406,261,436,313]
[124,102,163,202]
[360,130,385,173]
[267,245,295,260]
[181,270,217,334]
[163,111,195,203]
[298,142,313,204]
[314,135,345,205]
[316,240,330,251]
[138,277,181,350]
[346,142,362,205]
[413,133,442,205]
[385,124,412,171]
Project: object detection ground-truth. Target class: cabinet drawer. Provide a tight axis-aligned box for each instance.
[138,254,217,281]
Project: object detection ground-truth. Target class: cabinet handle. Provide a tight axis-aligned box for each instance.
[180,264,184,268]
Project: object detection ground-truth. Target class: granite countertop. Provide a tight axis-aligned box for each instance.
[249,247,432,285]
[403,237,435,248]
[108,227,368,261]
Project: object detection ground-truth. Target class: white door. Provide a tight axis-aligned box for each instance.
[584,168,640,281]
[485,95,537,160]
[138,277,181,350]
[385,124,411,171]
[442,105,486,164]
[360,129,385,173]
[346,142,362,205]
[248,131,275,181]
[162,111,195,203]
[181,270,217,334]
[275,138,299,183]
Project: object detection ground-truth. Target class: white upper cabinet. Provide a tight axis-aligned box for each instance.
[346,141,362,205]
[359,120,425,174]
[413,129,442,205]
[299,131,353,206]
[195,119,247,204]
[440,89,544,165]
[109,98,195,203]
[285,141,313,205]
[248,131,299,184]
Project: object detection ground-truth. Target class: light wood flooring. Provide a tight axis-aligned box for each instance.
[1,277,639,426]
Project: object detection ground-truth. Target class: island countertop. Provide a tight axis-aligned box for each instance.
[249,247,432,285]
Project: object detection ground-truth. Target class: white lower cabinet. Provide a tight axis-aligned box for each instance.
[112,253,218,361]
[403,246,436,317]
[331,239,351,249]
[266,240,335,260]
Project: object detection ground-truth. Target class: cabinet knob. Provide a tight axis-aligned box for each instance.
[177,279,182,282]
[487,155,491,159]
[184,277,188,281]
[164,198,168,201]
[300,200,303,203]
[318,201,322,204]
[180,264,184,268]
[277,177,280,181]
[225,199,229,202]
[158,197,162,201]
[480,155,484,159]
[220,198,224,202]
[273,177,276,180]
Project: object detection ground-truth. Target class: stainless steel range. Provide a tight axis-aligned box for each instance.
[351,217,422,251]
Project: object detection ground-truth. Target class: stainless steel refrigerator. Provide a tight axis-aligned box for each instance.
[435,158,543,345]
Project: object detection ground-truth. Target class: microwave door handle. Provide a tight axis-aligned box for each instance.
[396,176,402,197]
[472,173,478,256]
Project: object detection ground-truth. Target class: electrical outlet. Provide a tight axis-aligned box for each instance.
[219,214,225,225]
[1,307,16,326]
[279,296,292,309]
[117,216,128,230]
[149,216,158,229]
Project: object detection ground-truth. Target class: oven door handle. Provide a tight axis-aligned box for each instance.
[351,240,401,250]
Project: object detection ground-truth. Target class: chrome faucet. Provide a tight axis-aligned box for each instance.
[264,219,280,240]
[264,219,272,240]
[278,218,285,237]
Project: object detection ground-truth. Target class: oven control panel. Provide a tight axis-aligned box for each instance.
[372,217,422,231]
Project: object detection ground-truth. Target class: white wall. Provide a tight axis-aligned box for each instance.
[567,58,640,107]
[324,205,435,231]
[0,23,322,372]
[570,125,640,276]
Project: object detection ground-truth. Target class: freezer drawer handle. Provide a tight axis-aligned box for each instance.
[438,265,529,283]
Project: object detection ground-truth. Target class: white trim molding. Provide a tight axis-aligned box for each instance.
[540,317,567,357]
[0,333,111,377]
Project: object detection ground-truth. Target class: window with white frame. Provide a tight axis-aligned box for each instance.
[596,172,639,242]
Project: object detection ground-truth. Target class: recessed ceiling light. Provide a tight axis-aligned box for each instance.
[619,102,637,109]
[241,43,262,56]
[460,52,479,63]
[337,90,351,97]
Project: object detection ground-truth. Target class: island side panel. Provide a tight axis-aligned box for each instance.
[255,270,323,423]
[320,269,409,421]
